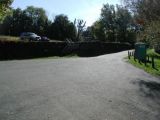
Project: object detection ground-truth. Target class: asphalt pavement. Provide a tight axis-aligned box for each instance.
[0,51,160,120]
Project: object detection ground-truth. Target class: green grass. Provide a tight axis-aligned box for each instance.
[0,35,20,42]
[128,55,160,76]
[147,49,160,59]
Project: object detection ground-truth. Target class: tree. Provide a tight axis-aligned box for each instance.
[82,27,95,41]
[115,5,132,42]
[91,20,106,41]
[0,0,13,22]
[91,3,134,43]
[123,0,160,50]
[0,6,77,41]
[100,4,116,41]
[24,6,48,35]
[0,6,50,36]
[10,8,24,36]
[0,13,12,35]
[51,14,76,41]
[123,0,160,21]
[74,19,86,41]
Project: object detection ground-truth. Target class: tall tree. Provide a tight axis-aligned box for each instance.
[91,20,106,41]
[100,4,116,41]
[123,0,160,50]
[51,14,76,41]
[0,6,49,36]
[92,3,134,43]
[24,6,48,35]
[123,0,160,21]
[74,19,86,41]
[115,5,132,42]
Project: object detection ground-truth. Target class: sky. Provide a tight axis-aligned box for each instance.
[11,0,121,26]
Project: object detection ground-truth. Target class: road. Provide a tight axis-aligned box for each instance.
[0,51,160,120]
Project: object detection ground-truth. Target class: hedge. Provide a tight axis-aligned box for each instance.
[0,41,132,60]
[0,41,66,60]
[77,42,132,57]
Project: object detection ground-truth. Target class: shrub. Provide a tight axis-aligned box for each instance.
[0,41,132,60]
[0,41,66,60]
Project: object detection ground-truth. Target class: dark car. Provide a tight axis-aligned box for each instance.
[20,32,41,41]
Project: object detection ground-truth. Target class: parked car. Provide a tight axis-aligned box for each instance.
[20,32,41,41]
[41,36,50,42]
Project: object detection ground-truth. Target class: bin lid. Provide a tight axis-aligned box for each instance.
[135,42,146,45]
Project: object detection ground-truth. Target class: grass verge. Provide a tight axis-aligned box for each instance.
[147,49,160,59]
[127,56,160,76]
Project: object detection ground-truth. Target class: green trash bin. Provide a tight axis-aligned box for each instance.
[135,42,147,61]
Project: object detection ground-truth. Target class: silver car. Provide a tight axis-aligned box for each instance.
[20,32,41,41]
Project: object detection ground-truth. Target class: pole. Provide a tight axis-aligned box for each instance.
[152,56,155,68]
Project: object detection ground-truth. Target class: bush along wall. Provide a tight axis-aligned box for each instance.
[0,41,132,60]
[0,41,66,60]
[77,42,132,57]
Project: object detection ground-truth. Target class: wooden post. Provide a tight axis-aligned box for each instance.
[128,51,130,59]
[146,55,149,62]
[134,52,136,61]
[152,56,155,68]
[138,57,141,63]
[145,56,147,66]
[132,51,134,56]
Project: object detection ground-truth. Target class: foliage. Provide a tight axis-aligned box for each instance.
[101,4,116,41]
[143,21,160,51]
[0,6,49,36]
[0,40,66,60]
[123,0,160,51]
[0,0,13,22]
[147,49,160,59]
[91,20,106,41]
[0,2,140,43]
[0,40,131,60]
[115,5,133,42]
[24,6,48,35]
[91,4,135,43]
[0,7,77,41]
[123,0,160,21]
[74,19,86,41]
[128,56,160,76]
[82,27,95,41]
[51,14,77,41]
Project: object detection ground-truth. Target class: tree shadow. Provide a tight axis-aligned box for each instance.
[132,79,160,104]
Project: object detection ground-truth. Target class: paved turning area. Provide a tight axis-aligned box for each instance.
[0,51,160,120]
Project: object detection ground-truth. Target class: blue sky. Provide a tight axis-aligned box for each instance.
[12,0,121,26]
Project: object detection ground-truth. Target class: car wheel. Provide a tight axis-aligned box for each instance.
[29,38,32,42]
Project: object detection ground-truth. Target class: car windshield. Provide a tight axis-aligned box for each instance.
[27,33,36,36]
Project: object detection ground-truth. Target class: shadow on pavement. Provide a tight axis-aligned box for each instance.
[132,79,160,105]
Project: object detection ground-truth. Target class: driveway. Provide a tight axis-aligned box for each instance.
[0,51,160,120]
